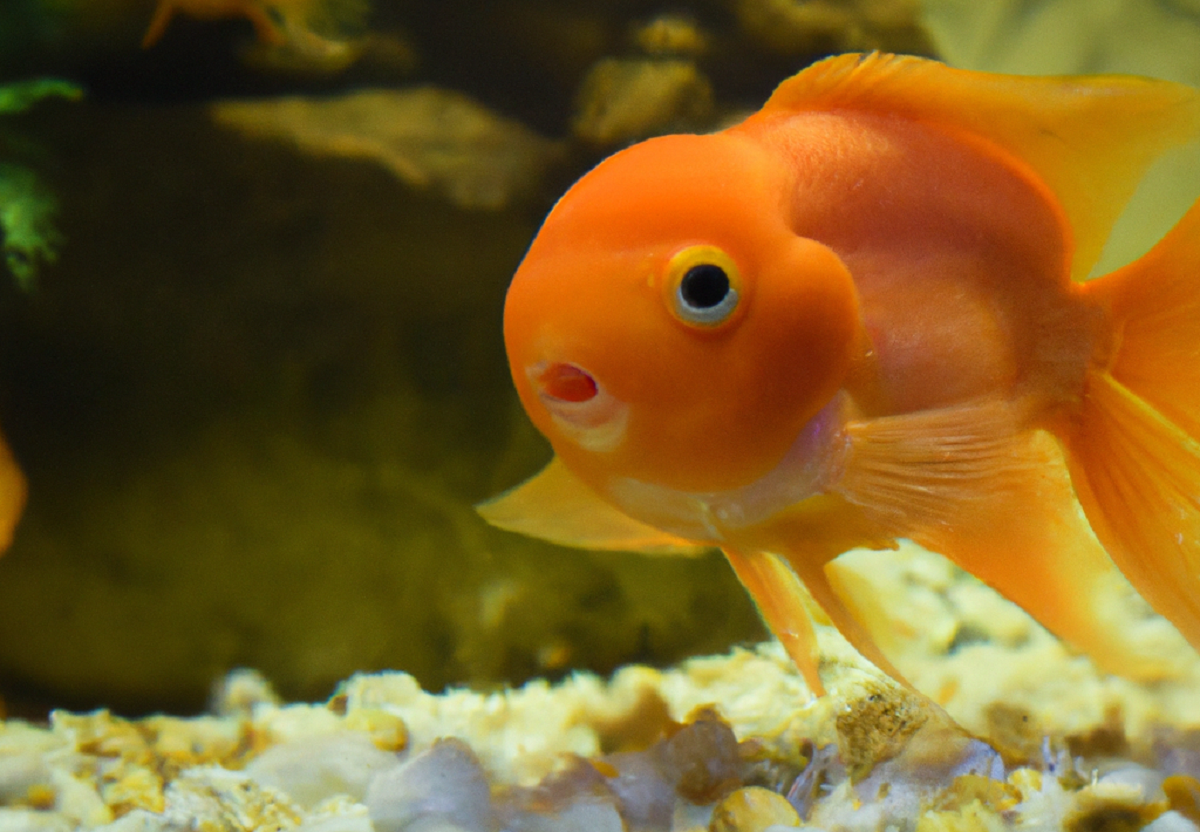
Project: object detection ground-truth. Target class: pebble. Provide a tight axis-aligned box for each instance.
[367,738,493,832]
[709,786,801,832]
[246,731,401,808]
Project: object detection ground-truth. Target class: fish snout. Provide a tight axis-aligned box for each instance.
[527,362,628,451]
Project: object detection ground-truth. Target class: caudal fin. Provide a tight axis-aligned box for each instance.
[1070,199,1200,653]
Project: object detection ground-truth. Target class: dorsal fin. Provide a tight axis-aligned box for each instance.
[754,52,1200,280]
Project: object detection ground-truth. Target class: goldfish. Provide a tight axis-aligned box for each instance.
[0,435,23,553]
[478,52,1200,696]
[142,0,287,47]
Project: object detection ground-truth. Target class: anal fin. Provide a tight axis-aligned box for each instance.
[723,547,824,696]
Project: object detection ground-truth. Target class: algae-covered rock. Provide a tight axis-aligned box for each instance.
[736,0,934,57]
[213,88,564,210]
[572,58,713,146]
[0,98,764,713]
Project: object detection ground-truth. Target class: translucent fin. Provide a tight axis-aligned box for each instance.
[1067,371,1200,657]
[779,546,913,688]
[723,548,824,696]
[755,52,1200,278]
[1092,197,1200,440]
[141,2,176,47]
[836,400,1168,679]
[915,429,1176,680]
[476,457,709,555]
[836,396,1036,527]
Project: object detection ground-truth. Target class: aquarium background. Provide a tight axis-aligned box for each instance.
[0,0,1196,717]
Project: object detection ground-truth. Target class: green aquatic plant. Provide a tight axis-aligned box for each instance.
[0,77,80,289]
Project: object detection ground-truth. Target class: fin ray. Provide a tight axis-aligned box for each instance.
[782,548,913,688]
[1095,197,1200,440]
[837,400,1169,679]
[723,548,824,696]
[836,396,1034,526]
[1068,372,1200,655]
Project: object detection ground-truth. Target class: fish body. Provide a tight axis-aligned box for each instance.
[481,53,1200,695]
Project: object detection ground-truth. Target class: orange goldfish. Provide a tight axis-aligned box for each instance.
[142,0,287,47]
[479,52,1200,696]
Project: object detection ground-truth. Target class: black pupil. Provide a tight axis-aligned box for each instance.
[680,264,730,309]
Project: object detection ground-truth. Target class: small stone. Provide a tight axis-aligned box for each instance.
[505,798,624,832]
[367,738,493,832]
[1064,780,1167,832]
[709,786,801,832]
[0,808,73,832]
[50,769,113,828]
[246,732,400,808]
[163,768,301,831]
[100,765,165,815]
[1145,811,1200,832]
[212,668,283,718]
[0,753,51,805]
[344,708,408,752]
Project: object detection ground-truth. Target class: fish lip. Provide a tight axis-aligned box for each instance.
[527,361,628,451]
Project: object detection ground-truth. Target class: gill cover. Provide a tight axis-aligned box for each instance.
[503,131,862,495]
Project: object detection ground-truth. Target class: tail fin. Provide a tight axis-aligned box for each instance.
[1069,199,1200,653]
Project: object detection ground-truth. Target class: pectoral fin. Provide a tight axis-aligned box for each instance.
[838,399,1175,680]
[477,457,709,555]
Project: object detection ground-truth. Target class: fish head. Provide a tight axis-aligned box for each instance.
[504,131,861,494]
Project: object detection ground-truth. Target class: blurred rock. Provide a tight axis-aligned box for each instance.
[213,88,564,210]
[572,58,713,145]
[632,13,709,58]
[736,0,934,57]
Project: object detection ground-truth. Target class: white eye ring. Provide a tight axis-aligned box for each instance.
[674,263,739,325]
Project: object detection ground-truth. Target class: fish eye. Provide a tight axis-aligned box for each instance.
[665,245,743,328]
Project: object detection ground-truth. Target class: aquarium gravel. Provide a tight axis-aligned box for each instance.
[6,547,1200,832]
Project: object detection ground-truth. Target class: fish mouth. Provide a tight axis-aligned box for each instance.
[535,362,598,403]
[528,361,628,451]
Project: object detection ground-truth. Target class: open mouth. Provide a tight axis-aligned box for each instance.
[527,361,627,451]
[535,362,598,403]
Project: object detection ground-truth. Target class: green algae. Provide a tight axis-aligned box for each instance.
[0,78,79,289]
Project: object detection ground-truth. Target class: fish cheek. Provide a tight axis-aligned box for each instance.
[739,236,862,433]
[606,241,858,494]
